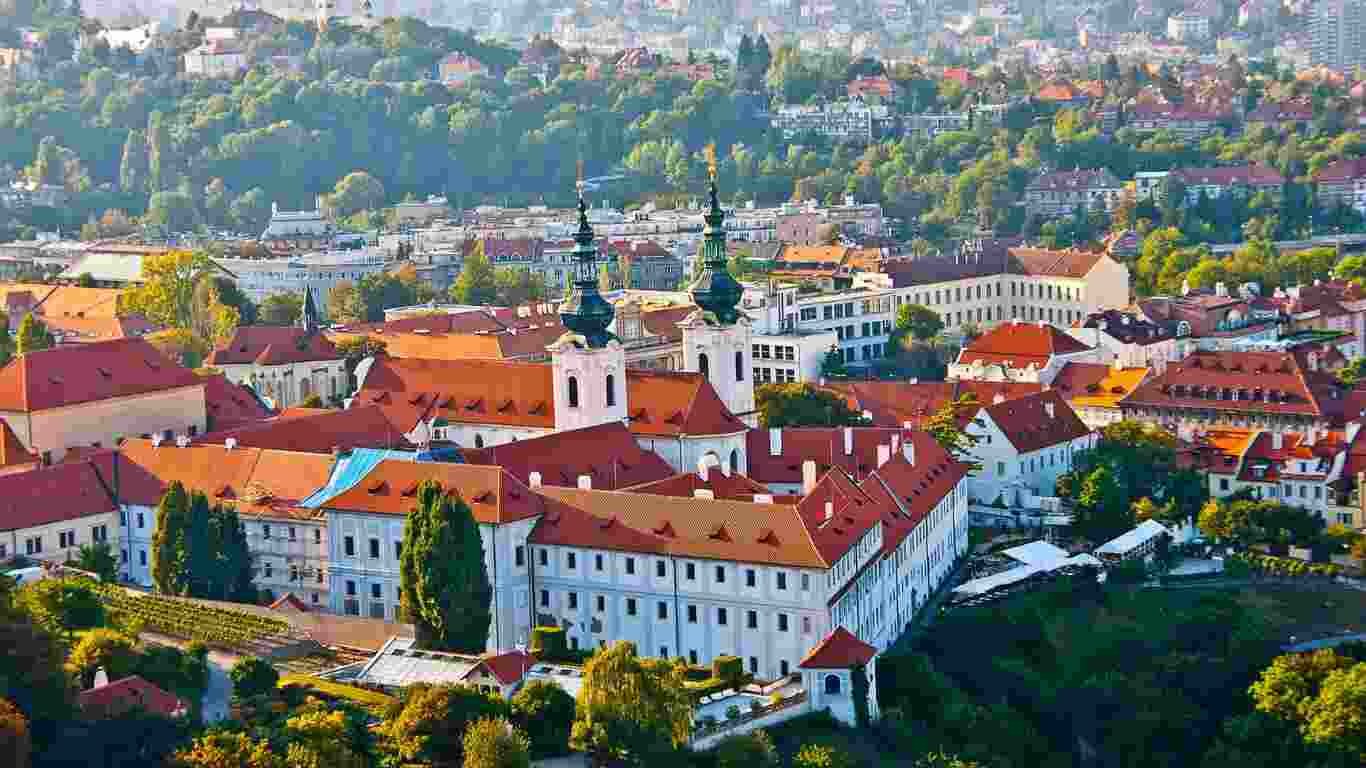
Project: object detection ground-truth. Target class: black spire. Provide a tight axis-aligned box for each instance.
[558,186,615,347]
[298,286,320,334]
[689,160,743,326]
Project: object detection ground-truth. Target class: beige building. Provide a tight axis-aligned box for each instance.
[207,326,346,408]
[0,458,119,565]
[0,339,206,463]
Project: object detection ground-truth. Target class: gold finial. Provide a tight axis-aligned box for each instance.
[705,143,718,183]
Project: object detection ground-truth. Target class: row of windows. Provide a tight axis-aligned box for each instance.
[342,536,402,560]
[259,524,322,543]
[903,280,1083,307]
[755,367,797,384]
[531,548,812,590]
[540,589,814,633]
[21,523,108,557]
[753,344,796,361]
[837,343,884,362]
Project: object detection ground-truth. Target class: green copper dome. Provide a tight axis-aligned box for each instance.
[689,178,743,326]
[559,193,616,348]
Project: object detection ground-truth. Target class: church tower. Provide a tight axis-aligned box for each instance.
[680,160,756,425]
[549,186,628,433]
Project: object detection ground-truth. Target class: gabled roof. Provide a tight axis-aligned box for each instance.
[0,420,37,470]
[195,405,419,453]
[1170,164,1284,188]
[824,380,1042,428]
[207,326,341,366]
[0,283,122,320]
[0,338,202,412]
[1052,363,1149,409]
[746,427,910,485]
[462,422,673,491]
[798,627,876,669]
[531,485,839,568]
[981,390,1091,453]
[270,592,311,612]
[476,650,533,685]
[1007,247,1109,278]
[1080,310,1175,345]
[78,675,184,718]
[1120,350,1333,418]
[201,373,274,432]
[318,460,548,525]
[957,321,1093,368]
[0,459,117,532]
[623,468,775,501]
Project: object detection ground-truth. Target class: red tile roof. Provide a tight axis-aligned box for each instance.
[1007,247,1109,278]
[956,321,1093,368]
[195,405,418,453]
[0,459,116,532]
[477,650,533,685]
[355,357,747,438]
[270,592,311,612]
[207,326,341,366]
[0,338,202,412]
[461,422,674,491]
[319,461,548,525]
[1120,351,1334,418]
[621,468,774,501]
[201,373,274,432]
[78,675,184,718]
[1170,164,1285,188]
[981,390,1091,453]
[746,427,911,486]
[823,380,1042,428]
[798,627,876,669]
[0,420,37,470]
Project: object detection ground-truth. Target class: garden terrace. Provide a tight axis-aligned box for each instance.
[92,583,302,653]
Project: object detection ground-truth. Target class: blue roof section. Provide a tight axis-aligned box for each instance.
[302,448,412,508]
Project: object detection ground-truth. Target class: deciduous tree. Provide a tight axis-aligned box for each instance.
[387,683,509,767]
[570,642,692,766]
[450,242,498,305]
[463,717,532,768]
[259,293,305,326]
[14,314,52,356]
[0,698,31,768]
[510,679,575,758]
[755,383,865,428]
[229,657,278,700]
[66,628,138,688]
[151,482,190,595]
[173,732,282,768]
[400,481,492,652]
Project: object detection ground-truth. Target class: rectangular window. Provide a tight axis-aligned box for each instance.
[687,605,698,623]
[745,569,756,587]
[515,546,525,566]
[394,541,402,560]
[263,562,272,578]
[371,583,381,599]
[344,536,355,556]
[568,592,578,610]
[778,613,789,632]
[25,536,41,555]
[288,527,297,541]
[657,601,668,620]
[625,557,636,575]
[346,580,357,596]
[369,538,380,559]
[660,646,669,658]
[802,616,812,634]
[718,607,728,625]
[540,589,549,607]
[685,562,696,580]
[689,650,699,665]
[656,560,666,578]
[801,573,810,591]
[314,529,322,543]
[263,525,272,539]
[567,552,577,570]
[139,550,146,566]
[539,549,548,566]
[747,610,758,629]
[595,553,604,571]
[777,572,787,590]
[58,530,75,549]
[626,598,637,616]
[715,565,726,583]
[596,595,605,612]
[749,656,758,674]
[137,512,144,529]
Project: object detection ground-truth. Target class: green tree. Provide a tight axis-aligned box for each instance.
[328,281,367,324]
[463,717,532,768]
[31,136,63,187]
[451,242,499,305]
[755,383,865,428]
[74,542,117,581]
[173,732,282,768]
[283,708,368,768]
[145,190,201,235]
[510,679,575,758]
[66,628,138,688]
[229,657,279,700]
[327,170,386,219]
[259,293,305,325]
[387,683,509,767]
[1251,650,1354,723]
[570,642,693,766]
[0,612,74,725]
[0,311,11,367]
[0,697,30,768]
[14,314,52,356]
[119,129,148,194]
[147,111,171,193]
[1338,358,1366,387]
[230,188,272,234]
[793,743,851,768]
[120,251,220,331]
[400,481,492,652]
[19,579,103,641]
[924,393,982,465]
[493,267,547,307]
[151,482,190,595]
[820,345,848,378]
[1073,465,1133,543]
[1303,663,1366,758]
[896,303,945,341]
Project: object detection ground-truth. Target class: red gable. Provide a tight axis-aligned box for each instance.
[799,627,876,668]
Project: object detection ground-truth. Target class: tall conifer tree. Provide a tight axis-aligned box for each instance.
[400,481,491,652]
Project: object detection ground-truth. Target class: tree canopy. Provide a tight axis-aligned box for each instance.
[400,481,492,653]
[570,641,693,766]
[755,383,866,428]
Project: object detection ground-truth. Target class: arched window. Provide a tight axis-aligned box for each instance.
[824,674,842,695]
[735,351,744,381]
[474,434,484,448]
[698,353,710,378]
[606,374,616,407]
[729,449,739,474]
[568,376,579,408]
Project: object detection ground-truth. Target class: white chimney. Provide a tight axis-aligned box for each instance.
[902,421,913,430]
[843,427,854,456]
[693,489,715,500]
[903,440,916,466]
[769,428,783,456]
[225,437,238,450]
[993,393,1006,404]
[1112,356,1123,371]
[877,444,891,469]
[529,471,542,488]
[824,501,834,521]
[802,460,818,495]
[1044,402,1055,418]
[1215,282,1228,297]
[754,494,774,504]
[891,433,900,455]
[92,667,109,689]
[697,453,720,481]
[151,434,163,448]
[175,435,189,448]
[1271,431,1283,450]
[577,474,592,490]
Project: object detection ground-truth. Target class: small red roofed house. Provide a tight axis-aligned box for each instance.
[948,320,1104,384]
[966,389,1095,505]
[80,674,186,719]
[207,326,346,409]
[799,627,879,726]
[0,458,119,565]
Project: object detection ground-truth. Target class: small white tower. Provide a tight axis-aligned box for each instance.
[550,183,628,433]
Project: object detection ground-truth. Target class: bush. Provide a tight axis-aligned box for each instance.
[794,742,852,768]
[529,626,565,657]
[725,704,742,721]
[712,655,743,684]
[716,730,779,768]
[229,657,279,700]
[463,716,531,768]
[510,679,575,758]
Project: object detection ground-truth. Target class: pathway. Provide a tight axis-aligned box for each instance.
[139,631,242,722]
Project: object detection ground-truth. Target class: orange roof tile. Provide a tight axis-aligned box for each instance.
[822,380,1042,429]
[798,627,876,668]
[319,461,547,525]
[1052,363,1149,409]
[982,390,1091,453]
[956,321,1093,368]
[208,326,341,366]
[201,373,274,432]
[196,405,419,453]
[622,468,773,500]
[462,422,674,491]
[116,439,333,518]
[0,420,37,469]
[0,338,202,412]
[78,675,184,718]
[1121,351,1333,418]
